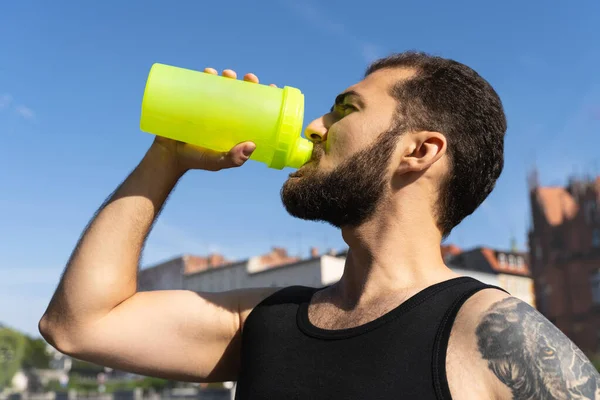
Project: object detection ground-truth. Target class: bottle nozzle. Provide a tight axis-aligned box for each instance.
[287,137,314,169]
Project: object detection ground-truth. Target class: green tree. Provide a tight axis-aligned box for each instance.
[66,374,98,393]
[0,327,27,388]
[22,337,51,370]
[44,379,64,392]
[69,358,104,375]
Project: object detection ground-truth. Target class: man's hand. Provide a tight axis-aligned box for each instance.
[148,68,277,174]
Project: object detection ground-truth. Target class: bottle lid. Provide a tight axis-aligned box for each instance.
[288,136,314,169]
[270,86,313,169]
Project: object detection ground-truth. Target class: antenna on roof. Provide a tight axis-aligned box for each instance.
[527,166,539,191]
[510,234,518,253]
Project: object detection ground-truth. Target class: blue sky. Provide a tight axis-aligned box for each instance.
[1,0,599,336]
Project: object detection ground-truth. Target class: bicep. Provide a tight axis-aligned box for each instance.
[475,296,600,399]
[67,288,261,383]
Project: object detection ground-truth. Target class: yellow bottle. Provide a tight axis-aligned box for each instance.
[139,63,313,169]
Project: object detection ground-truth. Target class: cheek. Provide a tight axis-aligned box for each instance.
[327,118,374,159]
[323,127,353,168]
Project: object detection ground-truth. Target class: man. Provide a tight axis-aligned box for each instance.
[40,52,600,399]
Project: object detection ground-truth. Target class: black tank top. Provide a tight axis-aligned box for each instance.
[235,276,507,400]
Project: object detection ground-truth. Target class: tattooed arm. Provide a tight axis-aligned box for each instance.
[475,295,600,400]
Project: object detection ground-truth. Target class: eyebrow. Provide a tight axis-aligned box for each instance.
[331,90,365,111]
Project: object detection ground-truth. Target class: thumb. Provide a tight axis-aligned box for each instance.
[223,142,256,169]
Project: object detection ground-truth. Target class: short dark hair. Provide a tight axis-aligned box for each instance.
[365,51,507,238]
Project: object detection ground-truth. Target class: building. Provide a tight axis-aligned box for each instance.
[444,246,535,307]
[139,247,346,293]
[140,244,534,306]
[138,253,232,291]
[528,174,600,355]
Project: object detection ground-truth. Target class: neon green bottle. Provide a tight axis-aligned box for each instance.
[139,63,313,170]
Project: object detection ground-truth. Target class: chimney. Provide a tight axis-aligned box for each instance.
[310,247,319,258]
[272,247,288,258]
[208,253,225,267]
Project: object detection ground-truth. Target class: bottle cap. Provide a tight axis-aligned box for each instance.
[270,86,313,169]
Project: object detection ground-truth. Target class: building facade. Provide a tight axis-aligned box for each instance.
[140,247,346,293]
[528,175,600,355]
[444,246,535,307]
[140,245,534,307]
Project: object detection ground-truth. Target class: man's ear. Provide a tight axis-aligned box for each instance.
[396,131,447,174]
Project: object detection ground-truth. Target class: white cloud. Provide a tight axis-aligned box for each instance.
[15,105,35,120]
[280,0,383,63]
[0,94,12,109]
[284,1,346,36]
[0,92,35,120]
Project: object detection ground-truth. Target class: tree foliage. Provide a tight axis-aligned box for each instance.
[0,327,51,388]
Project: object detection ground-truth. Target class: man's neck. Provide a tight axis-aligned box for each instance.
[335,207,459,308]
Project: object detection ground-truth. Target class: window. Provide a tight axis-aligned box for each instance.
[517,256,524,269]
[508,255,516,267]
[590,271,600,305]
[498,253,507,265]
[593,229,600,248]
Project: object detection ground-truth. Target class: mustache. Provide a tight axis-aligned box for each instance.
[310,145,326,162]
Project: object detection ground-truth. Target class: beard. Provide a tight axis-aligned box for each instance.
[280,126,402,228]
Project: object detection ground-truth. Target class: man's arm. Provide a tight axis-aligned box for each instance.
[38,75,277,381]
[470,291,600,399]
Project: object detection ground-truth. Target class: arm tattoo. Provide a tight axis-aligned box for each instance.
[476,297,600,399]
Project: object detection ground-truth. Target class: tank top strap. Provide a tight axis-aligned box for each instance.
[432,280,509,400]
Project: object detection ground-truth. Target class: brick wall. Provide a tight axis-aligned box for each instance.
[528,176,600,355]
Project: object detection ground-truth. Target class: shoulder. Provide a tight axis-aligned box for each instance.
[449,288,600,399]
[238,285,318,329]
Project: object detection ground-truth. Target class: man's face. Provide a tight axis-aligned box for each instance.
[281,68,415,228]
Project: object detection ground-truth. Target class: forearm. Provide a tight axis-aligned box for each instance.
[41,145,183,332]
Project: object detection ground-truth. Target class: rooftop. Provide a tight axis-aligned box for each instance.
[447,247,530,277]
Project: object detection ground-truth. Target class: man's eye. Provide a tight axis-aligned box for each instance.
[336,104,356,116]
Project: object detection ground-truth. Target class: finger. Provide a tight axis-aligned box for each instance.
[222,69,237,79]
[269,83,277,88]
[243,73,259,84]
[204,67,218,75]
[223,141,256,169]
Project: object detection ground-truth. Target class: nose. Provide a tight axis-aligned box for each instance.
[305,116,328,143]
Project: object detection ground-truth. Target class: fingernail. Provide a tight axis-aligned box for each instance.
[243,144,256,157]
